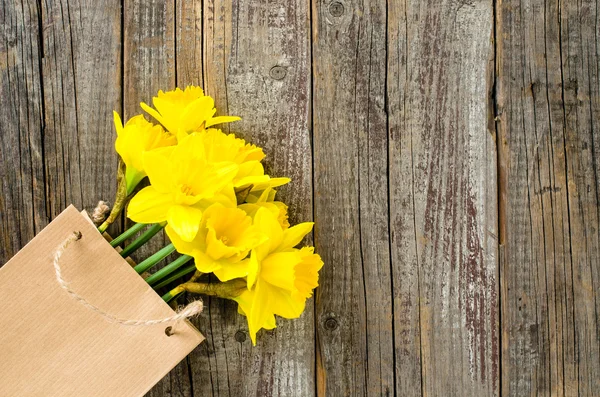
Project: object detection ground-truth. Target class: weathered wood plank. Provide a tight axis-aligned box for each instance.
[195,0,314,395]
[497,0,600,395]
[0,0,47,263]
[312,0,395,396]
[387,1,423,395]
[121,2,194,396]
[388,0,498,396]
[175,0,203,87]
[41,0,121,226]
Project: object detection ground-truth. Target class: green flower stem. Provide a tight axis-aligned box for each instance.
[145,254,193,286]
[109,222,146,248]
[152,263,197,290]
[120,222,165,258]
[162,278,247,303]
[190,270,204,282]
[162,290,183,303]
[134,243,176,274]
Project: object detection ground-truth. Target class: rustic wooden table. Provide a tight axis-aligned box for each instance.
[1,1,598,396]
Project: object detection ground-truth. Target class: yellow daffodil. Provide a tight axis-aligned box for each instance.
[239,187,290,229]
[166,203,266,281]
[127,133,239,241]
[199,128,265,163]
[140,86,240,138]
[235,162,291,192]
[113,112,176,195]
[233,207,323,345]
[197,128,290,191]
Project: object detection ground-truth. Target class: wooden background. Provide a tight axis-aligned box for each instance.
[1,0,598,396]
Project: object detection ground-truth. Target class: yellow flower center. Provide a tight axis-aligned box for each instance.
[203,206,263,261]
[180,184,195,196]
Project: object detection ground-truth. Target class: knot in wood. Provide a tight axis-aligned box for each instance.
[269,66,287,80]
[328,1,344,17]
[234,330,247,342]
[324,317,338,331]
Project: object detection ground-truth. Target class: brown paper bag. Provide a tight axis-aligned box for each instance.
[0,206,204,396]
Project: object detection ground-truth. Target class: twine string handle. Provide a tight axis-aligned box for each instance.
[53,231,202,333]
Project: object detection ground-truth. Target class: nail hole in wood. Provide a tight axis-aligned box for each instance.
[165,326,173,336]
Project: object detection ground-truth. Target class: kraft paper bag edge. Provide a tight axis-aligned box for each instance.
[0,205,205,397]
[79,208,204,341]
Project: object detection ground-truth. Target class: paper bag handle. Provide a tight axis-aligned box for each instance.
[53,231,203,334]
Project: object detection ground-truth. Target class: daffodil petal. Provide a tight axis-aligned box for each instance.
[212,187,237,208]
[250,177,291,192]
[263,314,276,330]
[165,225,197,255]
[180,97,216,132]
[248,279,272,345]
[127,187,172,223]
[113,111,124,136]
[142,149,177,193]
[213,259,251,282]
[140,102,169,131]
[233,289,253,316]
[254,207,283,253]
[205,116,241,128]
[269,284,306,319]
[234,175,270,189]
[167,221,217,273]
[176,129,189,141]
[267,177,291,188]
[192,251,221,274]
[247,249,259,289]
[260,251,302,291]
[167,205,203,242]
[279,222,314,251]
[233,290,277,330]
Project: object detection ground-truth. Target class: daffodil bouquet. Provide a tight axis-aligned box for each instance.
[96,86,323,345]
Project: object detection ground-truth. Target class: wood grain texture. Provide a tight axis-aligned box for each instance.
[387,1,423,393]
[2,0,600,396]
[313,0,497,395]
[175,0,203,87]
[392,2,498,394]
[0,0,47,263]
[497,0,600,395]
[41,0,121,226]
[196,0,314,395]
[357,0,497,396]
[312,0,394,396]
